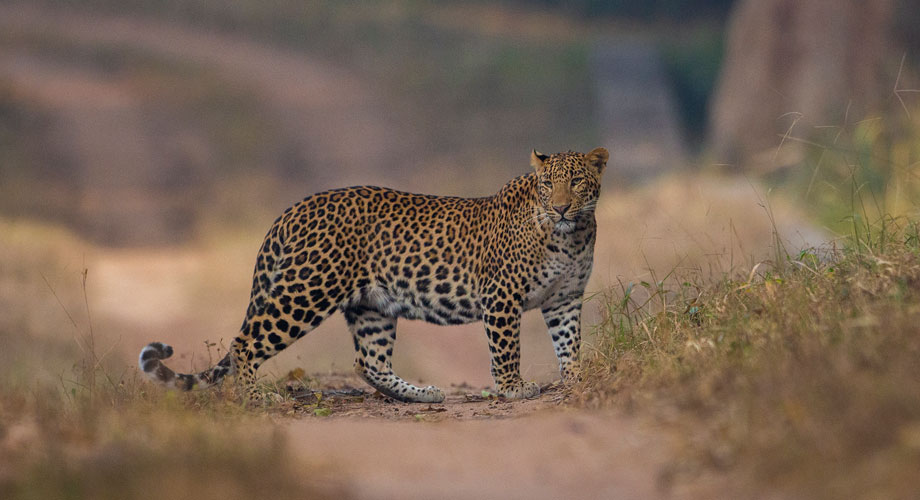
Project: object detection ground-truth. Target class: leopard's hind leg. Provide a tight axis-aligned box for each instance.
[343,304,445,403]
[232,279,341,400]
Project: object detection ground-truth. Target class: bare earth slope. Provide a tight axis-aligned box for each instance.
[0,2,409,192]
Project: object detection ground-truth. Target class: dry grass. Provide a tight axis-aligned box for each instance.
[582,215,920,499]
[580,104,920,498]
[0,352,344,499]
[0,220,345,500]
[0,393,337,500]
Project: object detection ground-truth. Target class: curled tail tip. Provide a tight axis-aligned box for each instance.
[139,342,173,369]
[138,342,229,391]
[147,341,174,359]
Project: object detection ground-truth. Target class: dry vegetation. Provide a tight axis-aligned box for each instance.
[0,220,342,499]
[578,109,920,497]
[582,216,920,498]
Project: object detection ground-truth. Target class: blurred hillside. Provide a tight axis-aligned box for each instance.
[2,0,919,245]
[0,0,750,245]
[1,1,598,244]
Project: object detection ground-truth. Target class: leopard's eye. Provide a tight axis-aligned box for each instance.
[571,177,584,187]
[541,180,553,189]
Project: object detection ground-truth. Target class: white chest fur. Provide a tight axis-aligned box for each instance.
[524,231,594,311]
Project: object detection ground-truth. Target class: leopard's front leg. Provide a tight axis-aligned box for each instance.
[542,297,583,385]
[482,297,539,399]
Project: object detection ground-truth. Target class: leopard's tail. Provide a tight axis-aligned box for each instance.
[138,342,234,391]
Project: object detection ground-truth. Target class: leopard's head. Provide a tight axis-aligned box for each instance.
[531,148,608,233]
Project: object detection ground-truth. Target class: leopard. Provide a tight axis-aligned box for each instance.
[139,147,608,402]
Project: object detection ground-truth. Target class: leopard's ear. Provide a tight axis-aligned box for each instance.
[531,149,549,174]
[586,147,609,175]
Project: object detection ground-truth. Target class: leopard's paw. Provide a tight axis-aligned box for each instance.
[497,380,540,399]
[416,385,445,403]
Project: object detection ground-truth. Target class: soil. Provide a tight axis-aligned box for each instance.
[285,372,568,421]
[278,373,681,500]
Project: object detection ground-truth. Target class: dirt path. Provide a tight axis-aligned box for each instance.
[288,411,669,500]
[277,375,675,500]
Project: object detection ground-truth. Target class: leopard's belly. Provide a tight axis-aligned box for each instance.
[347,284,483,326]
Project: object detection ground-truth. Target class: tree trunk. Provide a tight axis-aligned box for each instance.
[708,0,895,167]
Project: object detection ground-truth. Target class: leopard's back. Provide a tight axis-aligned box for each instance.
[251,185,497,328]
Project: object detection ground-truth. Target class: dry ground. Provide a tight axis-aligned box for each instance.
[283,377,674,500]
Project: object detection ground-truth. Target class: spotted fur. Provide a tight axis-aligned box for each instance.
[139,148,608,402]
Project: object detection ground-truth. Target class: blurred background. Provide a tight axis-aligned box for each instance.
[1,0,919,386]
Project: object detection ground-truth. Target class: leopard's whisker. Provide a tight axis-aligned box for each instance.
[579,201,598,213]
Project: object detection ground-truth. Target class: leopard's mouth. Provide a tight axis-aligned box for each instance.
[554,218,576,233]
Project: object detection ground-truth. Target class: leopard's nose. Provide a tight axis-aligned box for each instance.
[553,204,571,216]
